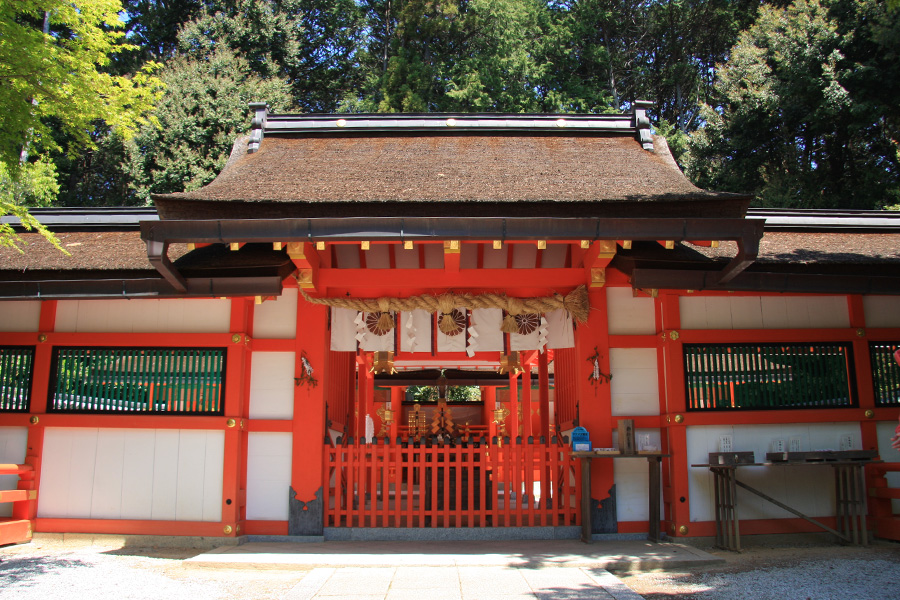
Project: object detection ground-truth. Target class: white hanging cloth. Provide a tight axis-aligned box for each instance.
[359,312,394,351]
[400,309,432,353]
[545,308,575,349]
[467,308,504,356]
[330,307,359,351]
[437,309,467,352]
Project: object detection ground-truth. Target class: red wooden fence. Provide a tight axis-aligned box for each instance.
[0,463,35,545]
[324,438,580,528]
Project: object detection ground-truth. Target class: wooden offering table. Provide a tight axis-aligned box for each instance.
[692,450,879,552]
[572,451,668,543]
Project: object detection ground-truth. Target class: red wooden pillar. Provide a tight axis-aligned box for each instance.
[223,298,252,537]
[484,387,497,440]
[22,301,56,527]
[521,365,533,439]
[573,288,614,533]
[290,298,328,535]
[848,296,890,530]
[355,354,367,439]
[659,291,690,538]
[508,372,519,440]
[538,351,551,441]
[390,387,404,440]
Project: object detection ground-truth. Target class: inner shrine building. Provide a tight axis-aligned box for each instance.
[1,104,899,546]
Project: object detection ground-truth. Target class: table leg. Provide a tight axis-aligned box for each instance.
[581,457,592,543]
[648,456,661,542]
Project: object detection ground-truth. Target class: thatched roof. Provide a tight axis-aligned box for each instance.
[152,117,751,220]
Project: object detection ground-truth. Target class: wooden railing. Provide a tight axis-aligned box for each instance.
[324,438,580,528]
[0,463,36,545]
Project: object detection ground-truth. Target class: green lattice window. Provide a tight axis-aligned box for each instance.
[0,347,35,412]
[684,343,856,411]
[50,347,226,414]
[870,342,900,407]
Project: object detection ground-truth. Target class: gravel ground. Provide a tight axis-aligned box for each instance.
[618,542,900,600]
[2,536,899,600]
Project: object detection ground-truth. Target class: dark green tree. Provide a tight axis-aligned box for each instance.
[126,48,292,203]
[687,0,900,209]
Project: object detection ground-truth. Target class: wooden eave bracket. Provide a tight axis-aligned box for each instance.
[147,240,188,293]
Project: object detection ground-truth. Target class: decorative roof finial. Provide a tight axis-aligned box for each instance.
[633,100,655,151]
[248,102,269,153]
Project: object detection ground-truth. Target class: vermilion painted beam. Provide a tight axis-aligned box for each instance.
[31,414,228,430]
[315,268,586,293]
[27,332,236,347]
[674,408,882,427]
[608,335,660,348]
[34,518,229,537]
[677,328,881,344]
[683,517,840,538]
[244,520,288,536]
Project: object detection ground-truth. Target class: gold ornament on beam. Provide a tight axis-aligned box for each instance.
[376,404,394,438]
[497,352,523,375]
[370,351,396,375]
[493,403,511,443]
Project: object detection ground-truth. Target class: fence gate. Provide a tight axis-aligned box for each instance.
[324,438,580,528]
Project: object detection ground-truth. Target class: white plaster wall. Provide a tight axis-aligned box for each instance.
[249,352,296,420]
[863,296,900,328]
[606,287,656,335]
[680,296,849,330]
[687,423,862,523]
[246,432,293,520]
[610,348,659,416]
[876,421,900,514]
[38,428,223,521]
[0,302,41,332]
[55,299,231,333]
[613,429,663,522]
[0,427,28,518]
[253,288,298,339]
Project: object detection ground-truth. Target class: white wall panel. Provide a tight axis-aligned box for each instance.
[863,296,900,328]
[607,287,655,335]
[613,429,662,522]
[610,348,659,416]
[876,421,900,514]
[120,430,156,519]
[246,432,293,520]
[680,296,849,330]
[249,352,296,420]
[0,427,28,518]
[55,298,231,333]
[253,288,298,339]
[687,423,862,522]
[0,301,41,332]
[38,428,223,522]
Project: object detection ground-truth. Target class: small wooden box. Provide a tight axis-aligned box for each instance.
[708,451,755,465]
[618,419,635,455]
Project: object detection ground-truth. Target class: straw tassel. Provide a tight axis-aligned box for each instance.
[500,313,519,334]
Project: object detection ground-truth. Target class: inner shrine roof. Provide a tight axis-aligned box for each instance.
[151,108,750,220]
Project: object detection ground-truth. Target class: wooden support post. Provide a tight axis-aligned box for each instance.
[538,351,550,441]
[572,289,615,534]
[390,387,404,440]
[484,387,497,440]
[521,366,533,439]
[659,291,690,539]
[356,354,367,439]
[290,298,328,535]
[508,372,519,441]
[223,298,251,537]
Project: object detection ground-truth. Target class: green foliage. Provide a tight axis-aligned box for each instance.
[0,0,162,167]
[687,0,900,209]
[407,385,482,402]
[126,48,292,202]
